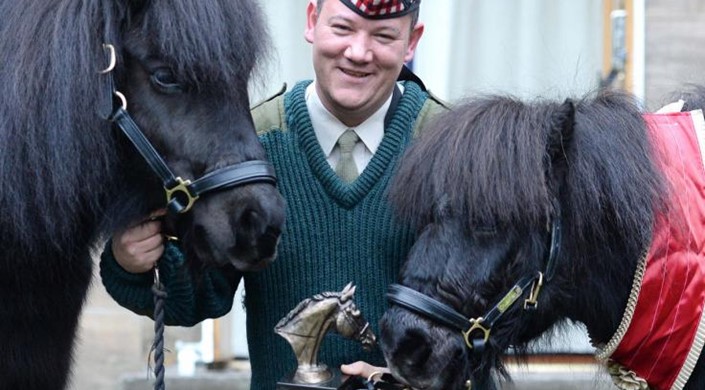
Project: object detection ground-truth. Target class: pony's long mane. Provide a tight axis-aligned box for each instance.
[390,90,666,254]
[0,0,270,254]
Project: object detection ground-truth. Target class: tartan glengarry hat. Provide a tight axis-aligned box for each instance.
[339,0,420,20]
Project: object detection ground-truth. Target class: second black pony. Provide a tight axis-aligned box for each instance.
[380,87,705,389]
[0,0,285,389]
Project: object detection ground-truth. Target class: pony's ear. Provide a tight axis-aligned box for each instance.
[546,99,575,196]
[547,99,575,163]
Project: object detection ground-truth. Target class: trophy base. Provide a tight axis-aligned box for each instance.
[276,368,366,389]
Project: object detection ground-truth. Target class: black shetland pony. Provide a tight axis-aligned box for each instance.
[380,87,705,389]
[0,1,285,389]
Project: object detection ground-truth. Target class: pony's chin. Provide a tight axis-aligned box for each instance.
[184,228,280,271]
[182,205,283,270]
[381,311,471,390]
[227,250,277,271]
[386,367,460,390]
[209,235,280,271]
[226,229,281,271]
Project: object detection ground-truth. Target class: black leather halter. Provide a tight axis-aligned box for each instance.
[387,217,562,354]
[100,44,276,214]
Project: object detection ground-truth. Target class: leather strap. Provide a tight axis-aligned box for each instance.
[111,106,277,214]
[386,217,562,352]
[111,107,179,188]
[388,273,537,350]
[544,215,562,282]
[387,284,469,331]
[188,160,276,196]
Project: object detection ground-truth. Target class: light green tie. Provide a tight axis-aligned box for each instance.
[335,129,359,183]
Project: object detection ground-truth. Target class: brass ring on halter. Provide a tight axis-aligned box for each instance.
[165,177,199,214]
[462,318,491,349]
[114,90,127,111]
[367,370,384,383]
[99,43,117,74]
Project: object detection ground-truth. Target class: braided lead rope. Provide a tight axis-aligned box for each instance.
[151,267,168,390]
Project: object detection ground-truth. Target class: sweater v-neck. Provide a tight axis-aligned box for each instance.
[285,80,427,208]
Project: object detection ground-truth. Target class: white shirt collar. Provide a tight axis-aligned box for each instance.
[306,81,391,158]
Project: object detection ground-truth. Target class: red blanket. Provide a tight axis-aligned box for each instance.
[602,109,705,390]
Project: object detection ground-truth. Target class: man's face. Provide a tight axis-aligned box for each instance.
[305,0,424,127]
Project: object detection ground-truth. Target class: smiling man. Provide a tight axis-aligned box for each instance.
[306,0,424,127]
[100,0,455,389]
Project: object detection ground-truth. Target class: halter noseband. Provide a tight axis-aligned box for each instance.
[100,44,276,214]
[387,216,562,354]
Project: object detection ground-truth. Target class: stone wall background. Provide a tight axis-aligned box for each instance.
[644,0,705,109]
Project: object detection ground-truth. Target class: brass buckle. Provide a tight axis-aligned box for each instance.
[165,177,199,213]
[462,318,490,349]
[523,272,544,310]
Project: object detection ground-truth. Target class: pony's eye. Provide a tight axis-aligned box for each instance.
[150,68,182,94]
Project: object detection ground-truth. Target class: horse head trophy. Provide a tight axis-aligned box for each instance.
[275,283,377,389]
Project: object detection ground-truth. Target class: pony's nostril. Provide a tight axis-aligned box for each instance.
[264,225,281,240]
[399,329,432,370]
[236,208,282,241]
[232,209,261,245]
[192,223,207,243]
[190,222,221,263]
[239,209,261,230]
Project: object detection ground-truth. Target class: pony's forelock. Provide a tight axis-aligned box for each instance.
[390,95,556,230]
[390,91,666,256]
[136,0,271,95]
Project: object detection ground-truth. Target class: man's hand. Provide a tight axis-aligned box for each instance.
[341,361,389,383]
[111,209,167,274]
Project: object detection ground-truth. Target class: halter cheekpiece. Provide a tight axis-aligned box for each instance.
[387,215,562,354]
[99,44,277,214]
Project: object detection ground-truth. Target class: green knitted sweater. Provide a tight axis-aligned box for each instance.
[101,80,431,389]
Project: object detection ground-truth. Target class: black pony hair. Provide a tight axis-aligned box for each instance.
[0,0,270,255]
[389,90,667,255]
[128,0,272,93]
[678,84,705,112]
